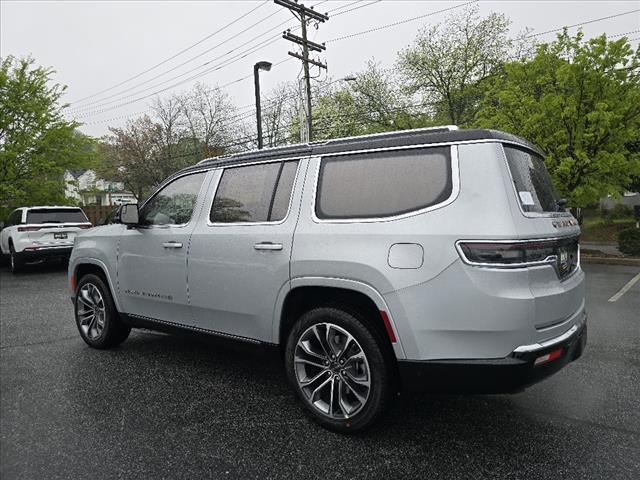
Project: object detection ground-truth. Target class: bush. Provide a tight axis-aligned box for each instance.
[611,204,633,219]
[617,228,640,256]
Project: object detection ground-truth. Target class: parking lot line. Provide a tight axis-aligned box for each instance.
[608,271,640,303]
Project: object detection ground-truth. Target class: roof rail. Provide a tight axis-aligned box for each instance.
[312,125,458,146]
[196,125,459,164]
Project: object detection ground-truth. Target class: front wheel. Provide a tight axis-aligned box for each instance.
[285,307,396,433]
[75,274,130,349]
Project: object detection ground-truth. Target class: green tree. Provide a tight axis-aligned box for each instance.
[0,56,96,218]
[475,31,640,206]
[309,61,432,141]
[398,5,518,126]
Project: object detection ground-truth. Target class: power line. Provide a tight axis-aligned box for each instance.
[68,0,333,113]
[609,29,640,39]
[72,57,292,120]
[71,35,287,117]
[68,9,287,111]
[326,0,477,43]
[526,8,640,38]
[75,2,636,125]
[68,0,271,105]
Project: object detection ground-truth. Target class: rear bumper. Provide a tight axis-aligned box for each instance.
[18,246,73,262]
[398,315,587,393]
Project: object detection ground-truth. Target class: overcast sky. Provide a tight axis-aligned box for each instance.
[2,0,638,138]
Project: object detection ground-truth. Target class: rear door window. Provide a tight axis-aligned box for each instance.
[316,147,452,219]
[26,208,88,224]
[210,160,299,223]
[503,145,558,213]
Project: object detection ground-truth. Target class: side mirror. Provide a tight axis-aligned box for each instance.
[120,203,140,226]
[96,217,106,226]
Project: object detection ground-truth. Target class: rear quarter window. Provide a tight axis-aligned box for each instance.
[503,145,558,213]
[315,146,452,219]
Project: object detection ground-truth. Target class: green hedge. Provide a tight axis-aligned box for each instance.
[617,228,640,256]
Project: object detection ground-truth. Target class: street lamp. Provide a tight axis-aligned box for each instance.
[254,61,272,149]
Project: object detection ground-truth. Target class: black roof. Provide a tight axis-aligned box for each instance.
[181,127,539,176]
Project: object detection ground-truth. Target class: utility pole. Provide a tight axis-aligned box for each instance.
[274,0,328,142]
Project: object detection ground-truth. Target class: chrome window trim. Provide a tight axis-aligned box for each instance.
[310,144,461,224]
[138,168,211,230]
[206,158,304,227]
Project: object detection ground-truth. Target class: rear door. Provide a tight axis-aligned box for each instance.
[24,208,91,246]
[117,171,208,323]
[188,158,306,341]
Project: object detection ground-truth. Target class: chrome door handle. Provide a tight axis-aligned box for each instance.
[254,242,283,251]
[162,241,183,249]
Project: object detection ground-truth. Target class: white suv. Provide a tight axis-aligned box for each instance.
[1,206,91,273]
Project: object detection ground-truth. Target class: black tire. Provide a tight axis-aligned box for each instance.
[74,273,130,349]
[9,243,24,274]
[285,306,396,433]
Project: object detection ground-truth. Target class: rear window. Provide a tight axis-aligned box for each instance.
[503,145,558,213]
[316,147,452,219]
[26,208,88,224]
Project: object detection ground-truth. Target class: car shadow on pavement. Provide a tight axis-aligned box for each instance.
[0,260,68,276]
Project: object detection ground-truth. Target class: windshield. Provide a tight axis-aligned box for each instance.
[503,145,558,213]
[26,208,88,224]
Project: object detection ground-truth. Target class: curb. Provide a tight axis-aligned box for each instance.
[581,256,640,267]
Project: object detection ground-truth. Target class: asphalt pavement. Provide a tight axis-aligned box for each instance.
[1,262,639,479]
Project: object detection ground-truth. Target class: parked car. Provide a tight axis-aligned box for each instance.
[1,206,92,273]
[68,127,587,432]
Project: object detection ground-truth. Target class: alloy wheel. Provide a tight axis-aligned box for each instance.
[294,322,371,419]
[76,283,106,340]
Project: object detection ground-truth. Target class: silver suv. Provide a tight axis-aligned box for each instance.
[68,127,586,432]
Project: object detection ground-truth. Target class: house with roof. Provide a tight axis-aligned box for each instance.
[64,169,137,206]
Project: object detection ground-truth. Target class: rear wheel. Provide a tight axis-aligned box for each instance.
[75,273,130,349]
[9,244,24,274]
[285,306,395,433]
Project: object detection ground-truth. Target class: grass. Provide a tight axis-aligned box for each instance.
[580,217,637,243]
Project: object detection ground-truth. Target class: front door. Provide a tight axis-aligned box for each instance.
[188,159,307,341]
[117,171,208,323]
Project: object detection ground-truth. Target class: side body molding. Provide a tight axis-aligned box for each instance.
[272,276,407,359]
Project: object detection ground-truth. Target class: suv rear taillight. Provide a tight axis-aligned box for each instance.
[456,237,579,278]
[17,226,43,232]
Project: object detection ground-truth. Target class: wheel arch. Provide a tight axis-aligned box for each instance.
[72,259,121,312]
[275,277,405,359]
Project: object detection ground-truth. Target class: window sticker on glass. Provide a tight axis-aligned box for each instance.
[519,191,535,206]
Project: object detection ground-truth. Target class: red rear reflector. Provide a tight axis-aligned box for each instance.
[380,311,397,343]
[534,348,564,366]
[70,274,76,292]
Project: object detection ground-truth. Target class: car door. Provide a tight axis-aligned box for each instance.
[188,158,307,342]
[117,170,209,323]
